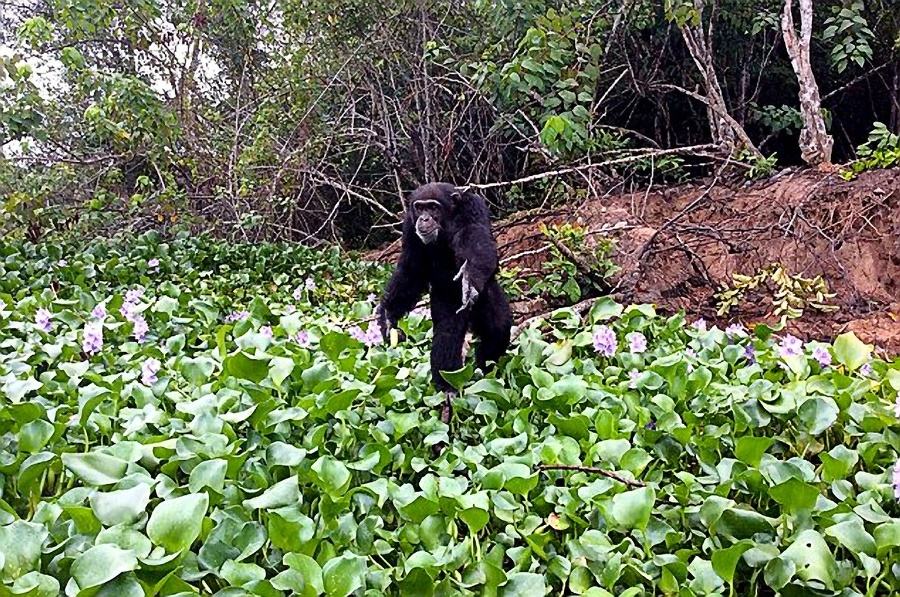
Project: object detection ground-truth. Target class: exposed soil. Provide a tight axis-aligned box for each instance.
[370,167,900,356]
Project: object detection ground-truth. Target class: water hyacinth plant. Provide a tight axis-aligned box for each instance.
[0,234,896,596]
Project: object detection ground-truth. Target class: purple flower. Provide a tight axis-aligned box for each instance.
[292,330,310,347]
[725,323,745,338]
[692,318,707,332]
[592,325,617,357]
[628,368,640,389]
[57,259,67,267]
[148,258,160,272]
[133,316,149,342]
[367,293,377,303]
[778,335,803,358]
[260,325,273,339]
[893,459,900,501]
[82,322,103,355]
[226,310,250,323]
[812,346,832,368]
[744,344,756,364]
[685,347,697,359]
[141,358,160,385]
[292,286,304,301]
[350,323,382,346]
[125,288,144,304]
[894,396,900,419]
[305,277,316,291]
[91,303,107,320]
[645,420,656,431]
[860,362,872,377]
[627,332,647,354]
[284,304,296,314]
[35,308,53,332]
[411,306,430,318]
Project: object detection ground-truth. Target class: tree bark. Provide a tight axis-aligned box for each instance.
[781,0,834,165]
[675,0,764,159]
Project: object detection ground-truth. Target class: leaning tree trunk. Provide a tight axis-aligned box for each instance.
[672,0,764,159]
[781,0,834,166]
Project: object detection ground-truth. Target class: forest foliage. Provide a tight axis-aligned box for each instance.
[1,0,899,245]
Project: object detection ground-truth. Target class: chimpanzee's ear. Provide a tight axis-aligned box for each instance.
[450,190,462,202]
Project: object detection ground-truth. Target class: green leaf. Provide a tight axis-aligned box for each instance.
[89,483,151,526]
[832,332,872,371]
[312,457,352,496]
[8,571,60,596]
[278,553,324,597]
[609,487,655,531]
[500,572,546,596]
[269,356,295,387]
[769,478,819,513]
[189,459,228,493]
[180,356,217,384]
[797,396,839,435]
[734,436,773,467]
[147,492,209,553]
[824,518,875,555]
[61,452,128,486]
[17,419,54,453]
[225,351,270,382]
[322,553,367,597]
[711,540,754,585]
[780,530,835,590]
[244,476,300,509]
[0,521,48,582]
[874,521,900,549]
[70,544,138,591]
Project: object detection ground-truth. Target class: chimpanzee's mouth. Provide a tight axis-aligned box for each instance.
[416,226,438,244]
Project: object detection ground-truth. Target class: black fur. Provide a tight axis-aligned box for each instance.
[378,182,512,393]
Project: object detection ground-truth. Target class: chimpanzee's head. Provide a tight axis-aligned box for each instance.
[408,183,460,245]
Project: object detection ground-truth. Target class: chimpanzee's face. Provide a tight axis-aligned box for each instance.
[413,199,443,244]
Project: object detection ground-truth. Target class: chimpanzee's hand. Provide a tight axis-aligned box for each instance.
[376,304,406,345]
[453,260,479,313]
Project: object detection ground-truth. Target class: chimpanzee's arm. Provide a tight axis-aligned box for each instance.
[450,223,498,311]
[378,224,429,337]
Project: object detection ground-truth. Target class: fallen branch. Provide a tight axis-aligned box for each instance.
[462,144,718,191]
[510,295,607,341]
[536,464,646,488]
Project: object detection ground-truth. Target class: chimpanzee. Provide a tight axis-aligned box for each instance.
[377,182,512,420]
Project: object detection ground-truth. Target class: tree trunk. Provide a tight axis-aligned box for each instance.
[781,0,833,165]
[675,0,764,159]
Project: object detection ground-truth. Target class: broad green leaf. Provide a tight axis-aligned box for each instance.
[243,476,300,509]
[609,487,655,531]
[733,436,773,467]
[17,419,55,454]
[500,572,546,596]
[61,452,128,486]
[322,553,367,597]
[147,492,209,553]
[89,483,151,526]
[0,521,47,582]
[824,518,876,555]
[312,457,352,496]
[832,332,872,371]
[188,459,228,493]
[70,544,138,591]
[180,356,217,384]
[711,540,754,585]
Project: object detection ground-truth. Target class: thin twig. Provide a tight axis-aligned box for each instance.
[536,464,646,488]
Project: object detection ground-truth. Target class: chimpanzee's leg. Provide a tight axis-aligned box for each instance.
[471,279,512,373]
[429,297,469,424]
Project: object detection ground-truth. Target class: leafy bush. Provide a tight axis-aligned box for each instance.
[0,235,899,596]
